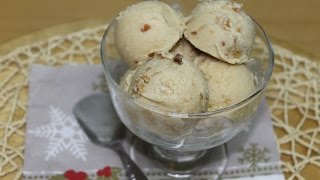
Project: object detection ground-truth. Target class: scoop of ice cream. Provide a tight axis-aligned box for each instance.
[185,0,255,64]
[194,54,255,111]
[128,53,208,113]
[114,1,185,68]
[170,38,200,61]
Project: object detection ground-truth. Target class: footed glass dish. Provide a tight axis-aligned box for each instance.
[100,1,274,178]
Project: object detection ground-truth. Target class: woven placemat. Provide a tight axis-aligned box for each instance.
[0,20,319,180]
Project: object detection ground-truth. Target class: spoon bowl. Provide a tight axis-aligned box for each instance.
[73,93,148,180]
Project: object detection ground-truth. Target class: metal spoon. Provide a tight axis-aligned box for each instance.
[73,93,148,180]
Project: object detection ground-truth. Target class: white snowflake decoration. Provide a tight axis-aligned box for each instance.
[238,143,270,170]
[29,106,88,161]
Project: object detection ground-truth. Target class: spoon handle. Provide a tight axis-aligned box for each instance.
[114,143,148,180]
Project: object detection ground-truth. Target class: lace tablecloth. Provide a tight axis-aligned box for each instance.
[0,21,319,180]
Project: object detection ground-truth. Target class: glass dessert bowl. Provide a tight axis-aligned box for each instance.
[100,1,274,178]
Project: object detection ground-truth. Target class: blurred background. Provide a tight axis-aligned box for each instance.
[0,0,319,61]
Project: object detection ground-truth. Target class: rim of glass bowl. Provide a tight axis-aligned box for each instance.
[100,18,274,118]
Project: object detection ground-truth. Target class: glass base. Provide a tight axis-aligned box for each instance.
[129,137,228,179]
[150,146,207,177]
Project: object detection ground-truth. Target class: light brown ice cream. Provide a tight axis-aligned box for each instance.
[119,67,200,139]
[114,1,185,68]
[185,0,256,64]
[128,53,208,113]
[194,54,255,111]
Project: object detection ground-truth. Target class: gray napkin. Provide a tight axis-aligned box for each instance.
[23,64,283,180]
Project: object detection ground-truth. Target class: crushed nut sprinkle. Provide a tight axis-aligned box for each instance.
[148,52,155,58]
[221,41,226,47]
[141,75,150,84]
[134,60,139,64]
[141,24,151,32]
[237,27,242,33]
[230,1,243,13]
[223,18,231,29]
[233,7,241,13]
[148,52,164,59]
[134,82,145,94]
[233,50,242,58]
[191,31,197,35]
[228,46,243,58]
[132,85,140,94]
[131,79,143,95]
[173,54,183,65]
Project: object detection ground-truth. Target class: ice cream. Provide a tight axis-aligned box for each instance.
[114,0,261,141]
[116,0,257,114]
[184,0,256,64]
[128,53,208,113]
[114,1,185,68]
[118,52,208,139]
[170,38,200,61]
[193,54,255,111]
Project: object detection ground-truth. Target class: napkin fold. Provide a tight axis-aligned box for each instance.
[23,64,284,180]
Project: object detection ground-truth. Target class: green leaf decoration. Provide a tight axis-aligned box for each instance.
[49,174,66,180]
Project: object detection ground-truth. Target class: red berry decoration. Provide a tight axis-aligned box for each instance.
[97,166,112,177]
[64,169,87,180]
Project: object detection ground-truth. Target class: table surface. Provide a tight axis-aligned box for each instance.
[0,0,320,62]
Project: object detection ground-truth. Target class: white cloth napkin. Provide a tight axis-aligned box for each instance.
[23,64,284,180]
